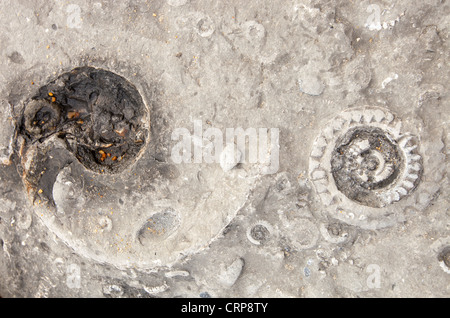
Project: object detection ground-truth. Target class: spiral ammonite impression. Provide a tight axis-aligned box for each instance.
[309,107,423,229]
[12,66,253,269]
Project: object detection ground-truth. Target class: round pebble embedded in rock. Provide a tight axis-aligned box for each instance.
[137,209,180,244]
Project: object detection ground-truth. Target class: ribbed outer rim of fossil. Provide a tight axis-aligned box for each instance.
[309,106,425,230]
[246,220,274,245]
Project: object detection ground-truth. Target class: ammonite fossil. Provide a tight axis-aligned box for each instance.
[309,106,424,229]
[12,66,253,269]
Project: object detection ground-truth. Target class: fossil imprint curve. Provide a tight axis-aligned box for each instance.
[14,67,254,270]
[42,171,251,269]
[309,106,425,230]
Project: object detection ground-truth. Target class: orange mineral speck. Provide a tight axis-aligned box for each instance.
[99,150,107,162]
[67,111,80,119]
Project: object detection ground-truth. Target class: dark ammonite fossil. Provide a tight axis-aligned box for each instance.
[15,66,149,203]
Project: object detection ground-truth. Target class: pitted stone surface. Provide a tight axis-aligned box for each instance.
[0,0,448,298]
